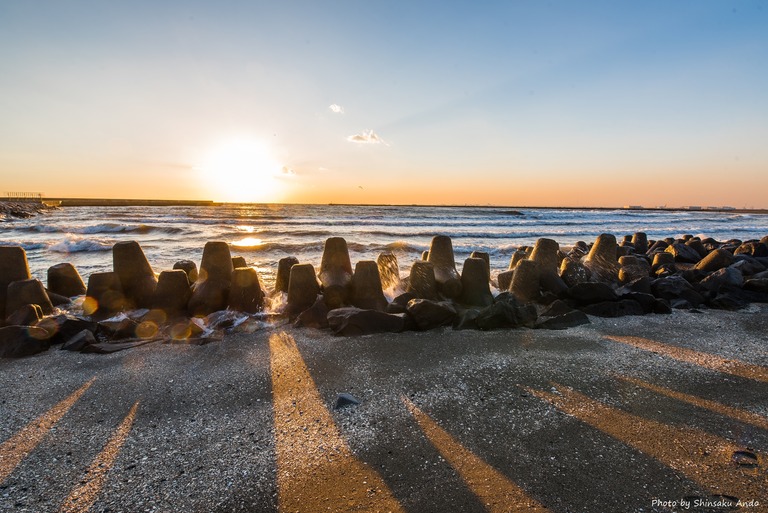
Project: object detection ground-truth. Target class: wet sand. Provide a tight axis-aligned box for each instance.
[1,307,767,512]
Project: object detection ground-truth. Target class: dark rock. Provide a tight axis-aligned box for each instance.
[735,241,768,258]
[84,338,156,354]
[387,292,417,314]
[231,256,247,269]
[744,278,768,293]
[46,290,71,307]
[0,326,50,358]
[61,329,97,352]
[651,276,704,307]
[536,300,590,330]
[334,393,361,409]
[376,252,401,291]
[698,267,743,293]
[459,257,493,307]
[427,235,462,299]
[327,307,406,336]
[274,256,299,295]
[152,270,191,319]
[559,258,590,288]
[665,243,701,264]
[508,260,540,303]
[294,297,330,329]
[694,248,736,273]
[620,292,662,314]
[452,307,480,330]
[286,263,321,317]
[47,263,86,297]
[319,237,353,308]
[97,316,138,340]
[566,282,618,305]
[35,315,98,345]
[621,276,652,295]
[539,270,568,297]
[5,304,42,326]
[6,279,54,316]
[350,261,388,311]
[475,300,537,330]
[173,260,198,284]
[228,267,265,313]
[731,256,766,276]
[406,261,439,300]
[581,299,645,317]
[0,245,31,319]
[112,241,157,309]
[406,299,456,330]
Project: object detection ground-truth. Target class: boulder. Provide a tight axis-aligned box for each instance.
[386,292,417,314]
[36,315,98,345]
[427,235,462,298]
[6,304,43,326]
[731,256,766,276]
[735,241,768,258]
[694,249,736,273]
[744,278,768,293]
[173,260,198,284]
[535,300,590,330]
[559,258,590,287]
[350,261,388,311]
[47,263,86,298]
[294,297,330,329]
[61,329,97,352]
[581,299,645,317]
[274,256,299,295]
[319,237,353,309]
[698,267,743,293]
[376,253,401,291]
[112,241,157,309]
[406,261,439,300]
[327,307,406,336]
[508,260,540,303]
[566,282,618,305]
[0,326,50,358]
[228,267,265,313]
[651,276,704,307]
[665,243,701,264]
[6,279,54,316]
[452,307,481,330]
[286,263,321,317]
[582,234,620,283]
[459,257,493,307]
[406,299,456,330]
[153,270,192,318]
[539,270,568,296]
[475,297,537,330]
[0,245,31,319]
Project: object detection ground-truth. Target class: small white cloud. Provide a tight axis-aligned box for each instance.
[280,166,295,176]
[347,129,388,145]
[329,104,344,114]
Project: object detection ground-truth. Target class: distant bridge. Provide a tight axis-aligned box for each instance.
[3,192,43,202]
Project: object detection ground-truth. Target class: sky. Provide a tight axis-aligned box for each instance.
[1,0,767,207]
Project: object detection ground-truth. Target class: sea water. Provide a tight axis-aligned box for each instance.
[1,204,766,289]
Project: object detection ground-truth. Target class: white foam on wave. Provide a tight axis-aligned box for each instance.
[49,236,113,253]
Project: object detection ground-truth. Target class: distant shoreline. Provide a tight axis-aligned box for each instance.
[31,198,768,215]
[5,197,767,215]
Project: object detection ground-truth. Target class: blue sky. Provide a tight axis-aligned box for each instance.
[1,1,767,206]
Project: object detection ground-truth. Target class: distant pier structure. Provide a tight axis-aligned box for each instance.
[3,192,43,202]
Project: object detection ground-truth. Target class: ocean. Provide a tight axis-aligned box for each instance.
[1,204,766,291]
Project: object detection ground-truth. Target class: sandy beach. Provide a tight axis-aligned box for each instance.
[1,307,766,512]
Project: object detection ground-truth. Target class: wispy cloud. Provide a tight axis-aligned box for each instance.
[280,166,295,176]
[347,129,388,145]
[329,104,344,114]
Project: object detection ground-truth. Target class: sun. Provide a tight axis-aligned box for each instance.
[197,138,286,203]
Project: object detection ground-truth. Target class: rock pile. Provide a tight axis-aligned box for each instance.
[2,231,768,356]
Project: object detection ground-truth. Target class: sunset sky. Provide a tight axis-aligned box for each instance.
[1,1,767,207]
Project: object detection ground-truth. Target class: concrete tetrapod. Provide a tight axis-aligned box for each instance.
[508,259,541,303]
[112,241,157,309]
[406,260,439,300]
[85,272,125,318]
[319,237,353,309]
[529,238,560,275]
[188,241,234,316]
[173,260,198,284]
[228,267,265,313]
[0,246,31,320]
[287,263,321,317]
[427,235,462,299]
[47,263,86,298]
[582,233,620,284]
[274,256,299,295]
[152,270,192,319]
[350,261,388,311]
[6,279,54,317]
[459,257,493,307]
[376,253,400,291]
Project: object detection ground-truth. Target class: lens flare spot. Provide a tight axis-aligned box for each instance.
[82,297,98,316]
